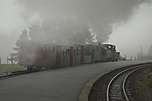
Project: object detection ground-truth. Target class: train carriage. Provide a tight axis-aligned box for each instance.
[17,42,120,71]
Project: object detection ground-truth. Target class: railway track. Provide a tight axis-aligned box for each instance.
[88,63,152,101]
[106,65,143,101]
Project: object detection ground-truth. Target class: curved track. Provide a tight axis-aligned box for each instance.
[106,65,143,101]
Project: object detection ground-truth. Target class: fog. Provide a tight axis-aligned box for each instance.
[18,0,142,44]
[0,0,147,63]
[109,0,152,58]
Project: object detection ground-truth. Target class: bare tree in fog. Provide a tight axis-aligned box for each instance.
[16,30,30,47]
[14,21,98,64]
[15,30,31,63]
[27,21,97,45]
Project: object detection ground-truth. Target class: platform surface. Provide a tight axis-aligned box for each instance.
[0,60,151,101]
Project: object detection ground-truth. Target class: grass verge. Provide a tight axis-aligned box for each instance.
[0,64,25,73]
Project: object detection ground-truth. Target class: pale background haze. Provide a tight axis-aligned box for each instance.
[0,0,151,63]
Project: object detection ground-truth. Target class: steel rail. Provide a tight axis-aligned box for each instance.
[106,66,142,101]
[122,67,144,101]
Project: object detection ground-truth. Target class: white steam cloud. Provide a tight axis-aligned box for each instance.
[0,0,144,62]
[109,0,152,58]
[18,0,142,43]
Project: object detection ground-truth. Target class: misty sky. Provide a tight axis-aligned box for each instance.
[0,0,151,63]
[109,1,152,57]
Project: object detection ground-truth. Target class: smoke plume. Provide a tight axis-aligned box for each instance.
[0,0,143,62]
[109,0,152,58]
[18,0,142,43]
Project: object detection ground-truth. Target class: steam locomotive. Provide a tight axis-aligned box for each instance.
[17,43,120,71]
